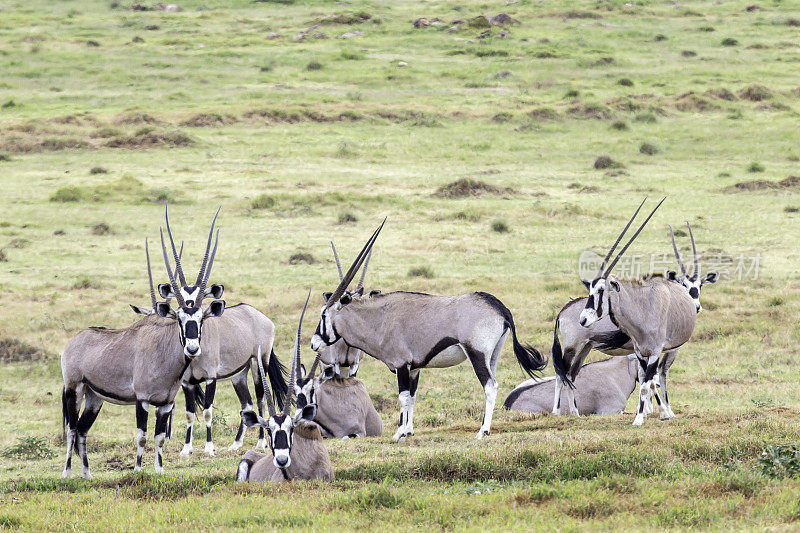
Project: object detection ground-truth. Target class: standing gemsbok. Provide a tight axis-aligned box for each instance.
[132,204,288,456]
[550,219,717,419]
[578,198,701,426]
[236,293,335,483]
[310,221,547,441]
[61,233,225,478]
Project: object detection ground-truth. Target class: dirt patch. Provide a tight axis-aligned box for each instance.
[369,394,395,413]
[725,176,800,192]
[179,113,237,127]
[739,84,772,102]
[527,107,560,120]
[434,178,509,198]
[0,337,45,363]
[0,135,90,153]
[705,88,738,101]
[673,92,718,112]
[288,252,316,265]
[112,112,164,125]
[566,103,611,120]
[105,127,193,148]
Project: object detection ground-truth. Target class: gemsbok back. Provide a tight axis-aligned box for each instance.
[132,204,287,457]
[310,221,547,441]
[61,235,225,478]
[579,198,702,426]
[236,294,335,483]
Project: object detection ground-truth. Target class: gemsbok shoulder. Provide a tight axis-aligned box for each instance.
[310,221,547,441]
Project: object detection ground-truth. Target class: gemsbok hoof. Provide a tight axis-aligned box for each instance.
[204,443,216,457]
[255,439,267,450]
[179,444,193,457]
[62,469,71,479]
[475,430,490,440]
[228,441,243,451]
[632,416,644,426]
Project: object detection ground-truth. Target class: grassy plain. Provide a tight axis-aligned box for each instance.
[1,0,800,530]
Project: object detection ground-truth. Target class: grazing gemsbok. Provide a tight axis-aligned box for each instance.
[579,198,702,426]
[295,354,383,439]
[236,294,335,483]
[310,221,547,441]
[504,355,639,416]
[132,205,287,456]
[61,237,225,478]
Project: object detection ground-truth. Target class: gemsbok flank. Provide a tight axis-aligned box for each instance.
[310,221,547,441]
[61,236,225,478]
[236,293,335,482]
[295,354,383,438]
[132,204,287,456]
[504,355,639,416]
[550,218,717,419]
[579,198,701,426]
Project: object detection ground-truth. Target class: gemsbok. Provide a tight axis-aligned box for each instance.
[61,236,225,478]
[236,294,335,482]
[132,204,287,456]
[310,221,547,441]
[579,198,703,426]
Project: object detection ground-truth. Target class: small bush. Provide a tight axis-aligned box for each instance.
[251,194,276,210]
[306,61,323,71]
[491,220,509,233]
[50,186,85,202]
[89,166,108,174]
[408,266,434,279]
[289,252,316,265]
[758,444,800,478]
[593,156,623,170]
[340,50,364,60]
[434,179,505,198]
[0,153,11,162]
[564,89,580,98]
[721,38,739,47]
[0,249,6,262]
[747,162,765,173]
[72,276,100,289]
[634,112,657,123]
[610,120,629,131]
[639,142,660,155]
[784,206,799,213]
[1,436,55,460]
[654,34,668,42]
[699,25,715,32]
[681,50,697,57]
[617,78,634,87]
[337,212,358,224]
[92,223,111,235]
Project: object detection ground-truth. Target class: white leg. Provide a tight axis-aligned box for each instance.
[180,411,195,456]
[392,390,411,442]
[476,380,498,439]
[203,407,215,456]
[135,428,146,471]
[552,378,563,415]
[565,382,580,416]
[228,402,251,451]
[62,429,75,479]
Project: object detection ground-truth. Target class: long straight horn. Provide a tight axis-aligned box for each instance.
[145,238,157,309]
[256,346,277,417]
[595,197,647,278]
[196,228,219,306]
[325,219,386,310]
[164,202,187,287]
[196,206,221,287]
[285,291,311,417]
[355,248,373,292]
[160,227,187,308]
[330,241,344,281]
[669,225,688,277]
[603,197,666,278]
[309,354,321,378]
[686,221,699,277]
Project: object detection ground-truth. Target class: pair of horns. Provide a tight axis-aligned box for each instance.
[143,239,183,311]
[258,291,311,419]
[669,221,699,278]
[160,203,220,308]
[596,197,666,279]
[325,219,385,309]
[331,241,372,293]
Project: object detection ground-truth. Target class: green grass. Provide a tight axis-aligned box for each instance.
[2,0,800,530]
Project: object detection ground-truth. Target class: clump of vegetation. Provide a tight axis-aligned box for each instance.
[726,176,800,192]
[758,444,800,478]
[747,161,765,173]
[721,37,739,47]
[408,266,434,279]
[639,142,660,155]
[610,120,629,131]
[335,141,358,158]
[564,89,580,98]
[562,10,601,19]
[681,50,697,57]
[0,249,6,262]
[784,206,799,213]
[1,436,55,460]
[73,276,101,289]
[699,25,715,32]
[654,34,668,41]
[105,128,193,149]
[0,153,11,162]
[0,337,44,363]
[340,50,364,60]
[593,156,624,169]
[617,78,634,87]
[180,113,236,127]
[289,252,316,264]
[89,166,107,174]
[528,107,559,121]
[434,179,506,198]
[739,84,771,102]
[337,212,358,224]
[92,222,111,235]
[50,186,85,202]
[491,219,509,233]
[306,61,323,71]
[251,194,277,209]
[634,112,658,123]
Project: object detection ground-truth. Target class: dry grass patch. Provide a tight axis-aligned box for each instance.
[434,179,509,198]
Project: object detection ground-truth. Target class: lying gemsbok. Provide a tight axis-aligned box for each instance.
[579,198,702,426]
[61,235,225,478]
[236,294,335,482]
[311,221,547,440]
[132,204,287,456]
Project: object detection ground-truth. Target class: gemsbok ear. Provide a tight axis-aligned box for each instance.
[155,302,174,318]
[666,270,678,281]
[581,279,591,290]
[241,410,267,428]
[368,290,381,297]
[158,283,173,299]
[323,292,333,303]
[205,283,224,299]
[340,294,352,305]
[609,280,621,292]
[130,304,154,316]
[205,300,225,318]
[704,272,718,284]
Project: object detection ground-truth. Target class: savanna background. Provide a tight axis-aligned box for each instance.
[1,0,800,530]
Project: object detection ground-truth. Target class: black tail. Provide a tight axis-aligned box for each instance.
[267,349,289,410]
[166,409,173,440]
[551,313,576,390]
[192,384,206,412]
[475,292,547,378]
[61,387,67,441]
